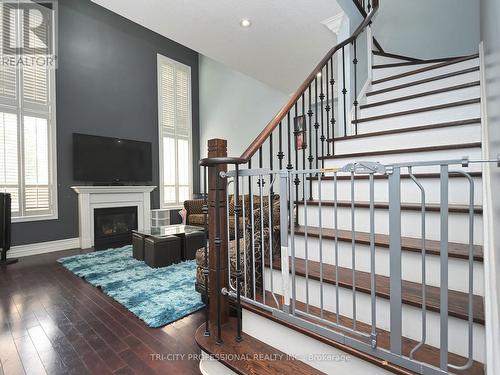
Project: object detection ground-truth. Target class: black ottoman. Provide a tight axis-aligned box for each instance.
[144,235,182,268]
[132,232,145,260]
[183,231,205,261]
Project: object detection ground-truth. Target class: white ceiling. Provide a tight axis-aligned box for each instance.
[91,0,341,93]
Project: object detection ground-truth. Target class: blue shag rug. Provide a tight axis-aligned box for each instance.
[57,245,204,328]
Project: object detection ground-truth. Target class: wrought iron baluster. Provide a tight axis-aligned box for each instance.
[248,159,254,299]
[314,77,320,170]
[294,103,300,225]
[353,38,359,135]
[342,46,347,136]
[258,146,265,188]
[325,61,331,156]
[319,69,325,168]
[307,86,313,200]
[302,93,306,201]
[330,57,336,155]
[278,121,284,170]
[287,112,292,171]
[269,133,273,172]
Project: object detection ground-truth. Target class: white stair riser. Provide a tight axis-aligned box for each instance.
[297,205,483,244]
[323,147,483,174]
[366,70,480,104]
[334,123,481,154]
[356,102,481,134]
[292,236,484,295]
[265,269,485,362]
[242,310,392,375]
[373,54,411,65]
[372,58,479,91]
[199,351,237,375]
[310,177,483,205]
[372,63,439,81]
[361,85,481,118]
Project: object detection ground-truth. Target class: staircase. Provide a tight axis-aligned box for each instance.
[195,1,497,374]
[239,52,485,375]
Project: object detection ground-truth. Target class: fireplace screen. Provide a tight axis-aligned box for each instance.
[94,206,138,250]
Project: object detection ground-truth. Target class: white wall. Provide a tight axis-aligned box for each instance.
[199,55,288,160]
[373,0,480,59]
[480,0,500,373]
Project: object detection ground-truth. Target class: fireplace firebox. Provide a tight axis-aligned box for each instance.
[94,206,138,250]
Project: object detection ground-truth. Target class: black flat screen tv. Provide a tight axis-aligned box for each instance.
[73,133,152,184]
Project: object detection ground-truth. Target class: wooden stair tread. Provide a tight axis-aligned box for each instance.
[373,50,423,63]
[244,292,484,375]
[307,171,482,181]
[367,67,480,97]
[328,119,481,143]
[372,54,479,85]
[195,319,323,375]
[352,99,481,125]
[268,257,485,324]
[293,225,484,261]
[297,199,483,214]
[360,81,480,110]
[318,142,481,160]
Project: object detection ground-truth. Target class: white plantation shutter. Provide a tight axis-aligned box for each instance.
[23,116,49,212]
[0,111,19,213]
[0,0,56,220]
[158,55,192,207]
[22,4,49,105]
[0,3,17,102]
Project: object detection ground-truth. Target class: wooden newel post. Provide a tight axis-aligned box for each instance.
[207,139,229,337]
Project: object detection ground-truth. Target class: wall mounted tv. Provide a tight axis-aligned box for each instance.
[73,133,153,184]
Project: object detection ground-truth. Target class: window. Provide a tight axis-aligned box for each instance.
[157,54,192,208]
[0,2,57,221]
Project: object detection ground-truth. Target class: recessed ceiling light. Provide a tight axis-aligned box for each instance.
[240,18,252,28]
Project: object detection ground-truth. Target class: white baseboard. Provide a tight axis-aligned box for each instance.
[8,237,80,259]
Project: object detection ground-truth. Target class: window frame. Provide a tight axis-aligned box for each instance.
[157,54,193,209]
[0,1,58,223]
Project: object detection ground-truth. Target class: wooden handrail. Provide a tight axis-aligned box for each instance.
[239,0,379,161]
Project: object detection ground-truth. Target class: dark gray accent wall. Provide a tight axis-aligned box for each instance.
[12,0,199,246]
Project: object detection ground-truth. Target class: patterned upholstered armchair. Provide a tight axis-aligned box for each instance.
[195,198,281,300]
[184,194,278,240]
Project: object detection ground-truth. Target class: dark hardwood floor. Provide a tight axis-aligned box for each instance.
[0,249,204,375]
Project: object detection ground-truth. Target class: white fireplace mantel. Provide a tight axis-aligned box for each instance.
[71,185,156,249]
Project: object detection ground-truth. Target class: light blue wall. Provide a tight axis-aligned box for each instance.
[373,0,480,59]
[480,0,500,340]
[199,55,288,161]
